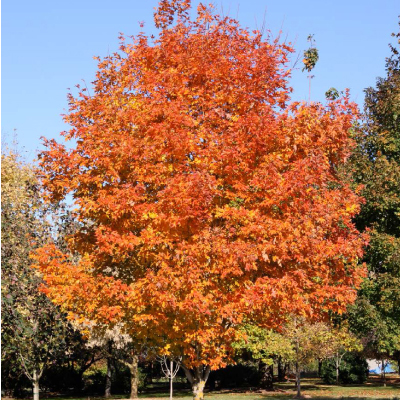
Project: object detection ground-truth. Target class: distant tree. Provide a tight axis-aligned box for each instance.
[283,319,334,398]
[349,21,400,380]
[234,324,294,390]
[86,325,151,399]
[325,324,362,384]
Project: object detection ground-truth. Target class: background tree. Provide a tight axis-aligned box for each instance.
[34,1,366,399]
[85,324,151,399]
[325,324,362,384]
[1,151,71,400]
[283,319,335,398]
[233,324,294,390]
[349,22,400,378]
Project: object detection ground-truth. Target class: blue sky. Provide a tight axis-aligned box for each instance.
[2,0,399,161]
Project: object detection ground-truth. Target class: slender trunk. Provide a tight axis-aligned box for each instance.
[148,362,153,384]
[33,370,40,400]
[76,369,85,393]
[129,355,139,399]
[170,359,173,400]
[318,359,322,378]
[259,361,273,390]
[182,365,211,400]
[382,359,386,387]
[295,362,301,398]
[277,357,285,382]
[295,335,301,399]
[335,354,340,385]
[105,357,112,397]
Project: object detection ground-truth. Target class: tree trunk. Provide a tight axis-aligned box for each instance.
[259,361,274,390]
[382,359,386,387]
[192,379,206,400]
[318,359,322,378]
[129,355,139,399]
[294,336,301,399]
[169,359,174,400]
[295,362,301,398]
[76,368,85,393]
[33,370,40,400]
[398,358,400,378]
[277,359,288,382]
[335,355,340,385]
[105,357,113,397]
[277,357,284,382]
[182,365,211,400]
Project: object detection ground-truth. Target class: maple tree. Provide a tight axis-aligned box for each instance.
[34,1,366,399]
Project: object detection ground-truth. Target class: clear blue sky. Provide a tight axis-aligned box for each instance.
[2,0,399,161]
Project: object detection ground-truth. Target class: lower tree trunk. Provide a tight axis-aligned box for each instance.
[382,359,386,387]
[318,359,322,378]
[192,379,206,400]
[129,355,139,399]
[335,356,340,385]
[182,365,211,400]
[105,357,113,397]
[295,363,301,398]
[294,336,301,399]
[33,370,40,400]
[277,359,287,382]
[259,361,274,390]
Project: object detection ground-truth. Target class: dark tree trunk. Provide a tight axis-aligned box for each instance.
[105,340,114,397]
[277,358,288,382]
[277,358,284,382]
[105,356,113,397]
[318,359,322,378]
[381,359,386,387]
[295,362,301,398]
[259,361,274,390]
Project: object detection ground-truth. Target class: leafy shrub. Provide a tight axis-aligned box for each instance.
[83,362,147,395]
[113,362,147,394]
[321,353,368,384]
[83,364,108,394]
[208,363,260,389]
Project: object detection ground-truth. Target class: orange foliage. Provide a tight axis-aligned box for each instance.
[34,0,366,370]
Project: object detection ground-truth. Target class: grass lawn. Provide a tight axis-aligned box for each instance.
[10,375,400,400]
[118,376,400,399]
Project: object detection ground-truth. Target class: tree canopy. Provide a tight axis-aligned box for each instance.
[349,24,400,371]
[34,1,366,398]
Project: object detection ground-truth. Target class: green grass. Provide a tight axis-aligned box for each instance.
[12,376,400,400]
[133,376,400,399]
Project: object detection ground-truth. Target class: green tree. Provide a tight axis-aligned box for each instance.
[234,324,295,390]
[1,151,70,399]
[349,23,400,380]
[325,324,362,384]
[283,319,335,398]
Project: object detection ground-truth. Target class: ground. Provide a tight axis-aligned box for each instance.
[6,375,400,400]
